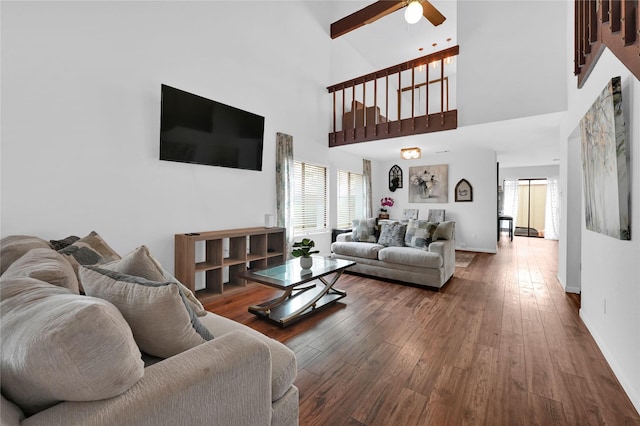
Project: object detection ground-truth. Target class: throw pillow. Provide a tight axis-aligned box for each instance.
[378,222,407,247]
[57,231,121,292]
[49,235,80,251]
[404,219,439,248]
[352,218,378,243]
[80,266,214,358]
[433,221,455,240]
[100,245,207,317]
[2,247,79,293]
[0,276,143,416]
[0,235,52,275]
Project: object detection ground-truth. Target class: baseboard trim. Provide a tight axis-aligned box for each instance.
[455,246,497,254]
[580,309,640,415]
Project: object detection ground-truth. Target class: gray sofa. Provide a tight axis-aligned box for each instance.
[0,234,298,426]
[330,220,455,289]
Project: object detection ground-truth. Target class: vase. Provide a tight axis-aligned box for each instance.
[300,256,313,270]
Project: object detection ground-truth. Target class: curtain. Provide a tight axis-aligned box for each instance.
[363,159,373,218]
[276,132,294,257]
[503,180,519,220]
[544,177,560,240]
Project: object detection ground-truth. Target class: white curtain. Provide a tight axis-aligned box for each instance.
[544,177,560,240]
[503,180,519,220]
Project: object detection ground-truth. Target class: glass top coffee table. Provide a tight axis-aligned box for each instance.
[240,256,355,327]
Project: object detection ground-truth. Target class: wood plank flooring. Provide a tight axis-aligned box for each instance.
[204,236,640,425]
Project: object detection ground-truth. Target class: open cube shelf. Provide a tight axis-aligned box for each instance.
[175,227,286,304]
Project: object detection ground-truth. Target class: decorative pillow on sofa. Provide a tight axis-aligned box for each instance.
[352,218,378,243]
[0,276,144,416]
[404,220,439,248]
[57,231,121,292]
[100,245,207,317]
[0,235,52,275]
[433,221,455,240]
[80,266,214,358]
[378,222,407,247]
[2,247,79,293]
[49,235,80,251]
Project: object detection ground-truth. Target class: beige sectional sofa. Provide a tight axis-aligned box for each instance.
[0,234,298,426]
[330,220,455,289]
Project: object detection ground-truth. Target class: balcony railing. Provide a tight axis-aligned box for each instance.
[574,0,639,87]
[327,45,459,147]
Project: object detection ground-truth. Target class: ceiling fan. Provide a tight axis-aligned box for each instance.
[331,0,446,39]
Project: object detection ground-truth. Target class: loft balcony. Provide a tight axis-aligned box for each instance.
[327,45,459,147]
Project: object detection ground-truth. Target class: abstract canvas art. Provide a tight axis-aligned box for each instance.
[409,164,448,203]
[579,76,630,240]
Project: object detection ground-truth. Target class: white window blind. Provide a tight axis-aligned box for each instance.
[293,161,327,235]
[337,170,364,229]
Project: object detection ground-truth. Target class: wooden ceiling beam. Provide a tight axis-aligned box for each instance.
[331,0,405,39]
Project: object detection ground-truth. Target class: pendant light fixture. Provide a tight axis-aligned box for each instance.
[404,0,423,24]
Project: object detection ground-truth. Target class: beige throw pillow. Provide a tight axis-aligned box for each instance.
[0,276,143,416]
[80,266,214,358]
[2,248,79,293]
[57,231,121,292]
[0,235,52,274]
[433,221,455,240]
[100,245,206,317]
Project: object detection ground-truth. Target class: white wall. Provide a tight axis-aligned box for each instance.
[499,165,560,184]
[457,0,567,127]
[558,129,582,294]
[374,147,497,253]
[562,41,640,415]
[0,1,363,269]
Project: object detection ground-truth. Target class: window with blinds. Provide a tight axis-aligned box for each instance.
[293,161,327,235]
[337,170,364,229]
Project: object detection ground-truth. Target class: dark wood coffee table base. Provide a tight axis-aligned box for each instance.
[247,266,350,327]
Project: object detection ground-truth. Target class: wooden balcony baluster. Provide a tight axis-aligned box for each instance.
[574,0,639,87]
[327,45,459,147]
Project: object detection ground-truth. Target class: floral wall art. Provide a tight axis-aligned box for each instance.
[580,76,630,240]
[409,164,448,203]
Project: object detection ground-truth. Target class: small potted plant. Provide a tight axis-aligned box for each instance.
[292,238,319,269]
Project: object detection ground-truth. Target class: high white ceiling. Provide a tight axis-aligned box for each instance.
[327,0,565,167]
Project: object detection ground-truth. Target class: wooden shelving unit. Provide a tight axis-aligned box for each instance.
[174,227,286,304]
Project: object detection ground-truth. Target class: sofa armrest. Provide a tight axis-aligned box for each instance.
[429,239,456,277]
[336,232,353,243]
[23,331,273,426]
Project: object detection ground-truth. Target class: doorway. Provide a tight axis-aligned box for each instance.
[516,179,547,237]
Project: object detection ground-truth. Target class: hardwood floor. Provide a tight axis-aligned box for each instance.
[204,236,640,425]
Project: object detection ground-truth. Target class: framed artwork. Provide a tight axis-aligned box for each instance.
[455,179,473,202]
[389,165,403,192]
[580,76,630,240]
[402,209,419,221]
[408,164,448,203]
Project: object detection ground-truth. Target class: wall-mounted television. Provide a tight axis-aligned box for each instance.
[160,84,264,171]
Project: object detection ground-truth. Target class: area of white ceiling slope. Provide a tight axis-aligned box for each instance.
[328,0,568,168]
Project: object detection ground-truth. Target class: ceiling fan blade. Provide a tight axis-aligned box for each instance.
[331,0,405,39]
[421,1,446,26]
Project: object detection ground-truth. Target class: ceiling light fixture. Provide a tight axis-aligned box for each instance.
[431,42,438,68]
[445,38,453,65]
[404,0,423,24]
[401,147,421,160]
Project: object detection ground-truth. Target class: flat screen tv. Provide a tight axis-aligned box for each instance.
[160,84,264,171]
